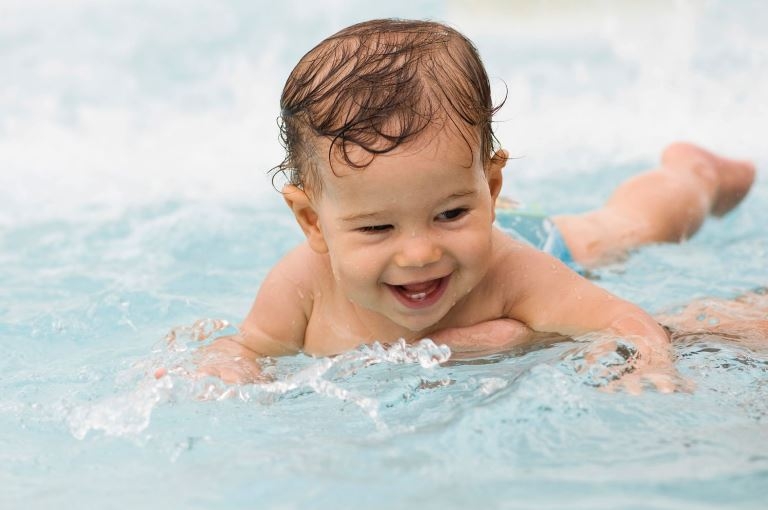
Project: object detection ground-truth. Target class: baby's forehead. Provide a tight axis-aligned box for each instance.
[313,123,482,177]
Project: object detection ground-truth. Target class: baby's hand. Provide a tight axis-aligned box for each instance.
[430,318,546,356]
[193,344,268,385]
[155,336,270,385]
[572,334,691,394]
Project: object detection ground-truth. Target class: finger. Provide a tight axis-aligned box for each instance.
[642,372,676,394]
[619,375,644,396]
[582,339,617,365]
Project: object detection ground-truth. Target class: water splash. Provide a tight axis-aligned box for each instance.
[162,317,235,352]
[64,325,452,439]
[65,376,174,440]
[559,336,642,387]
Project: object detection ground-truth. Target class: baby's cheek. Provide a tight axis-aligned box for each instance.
[334,258,376,293]
[467,233,493,259]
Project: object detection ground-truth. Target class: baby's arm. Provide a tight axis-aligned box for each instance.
[500,242,673,381]
[500,243,665,339]
[430,319,570,358]
[195,245,315,383]
[430,318,538,357]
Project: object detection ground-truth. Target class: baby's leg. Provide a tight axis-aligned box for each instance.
[553,142,755,266]
[656,290,768,328]
[655,289,768,350]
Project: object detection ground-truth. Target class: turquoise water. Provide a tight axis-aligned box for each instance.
[2,1,768,509]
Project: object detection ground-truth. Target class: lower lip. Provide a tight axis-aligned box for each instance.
[388,275,451,310]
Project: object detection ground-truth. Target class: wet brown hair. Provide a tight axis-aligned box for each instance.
[272,18,504,192]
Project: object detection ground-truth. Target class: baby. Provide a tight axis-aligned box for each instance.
[190,19,754,387]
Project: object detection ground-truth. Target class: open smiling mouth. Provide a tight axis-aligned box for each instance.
[387,275,451,309]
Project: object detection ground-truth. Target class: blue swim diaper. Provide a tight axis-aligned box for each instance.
[495,206,581,273]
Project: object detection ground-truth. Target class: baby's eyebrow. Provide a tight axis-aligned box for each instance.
[447,190,476,199]
[340,211,383,223]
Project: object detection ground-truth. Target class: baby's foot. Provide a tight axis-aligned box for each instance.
[662,142,756,216]
[708,153,755,216]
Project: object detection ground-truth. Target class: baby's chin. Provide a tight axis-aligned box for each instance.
[386,306,457,339]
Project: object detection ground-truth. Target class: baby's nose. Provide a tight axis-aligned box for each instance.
[394,236,442,268]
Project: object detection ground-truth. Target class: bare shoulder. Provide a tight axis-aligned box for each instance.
[487,228,607,331]
[276,242,333,291]
[486,228,580,298]
[239,242,331,355]
[487,230,665,340]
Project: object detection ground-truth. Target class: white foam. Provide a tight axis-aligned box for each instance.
[453,1,768,174]
[66,375,174,440]
[2,0,767,224]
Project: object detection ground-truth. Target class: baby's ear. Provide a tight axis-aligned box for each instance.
[282,185,328,254]
[487,150,508,220]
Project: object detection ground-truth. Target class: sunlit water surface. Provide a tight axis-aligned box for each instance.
[2,1,767,509]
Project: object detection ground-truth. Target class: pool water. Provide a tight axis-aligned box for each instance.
[2,1,767,509]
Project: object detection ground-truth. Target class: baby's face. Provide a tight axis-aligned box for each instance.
[309,127,502,334]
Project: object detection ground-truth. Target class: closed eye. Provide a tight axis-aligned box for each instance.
[357,224,393,234]
[436,208,469,221]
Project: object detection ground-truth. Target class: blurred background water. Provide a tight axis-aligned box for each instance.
[1,1,767,509]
